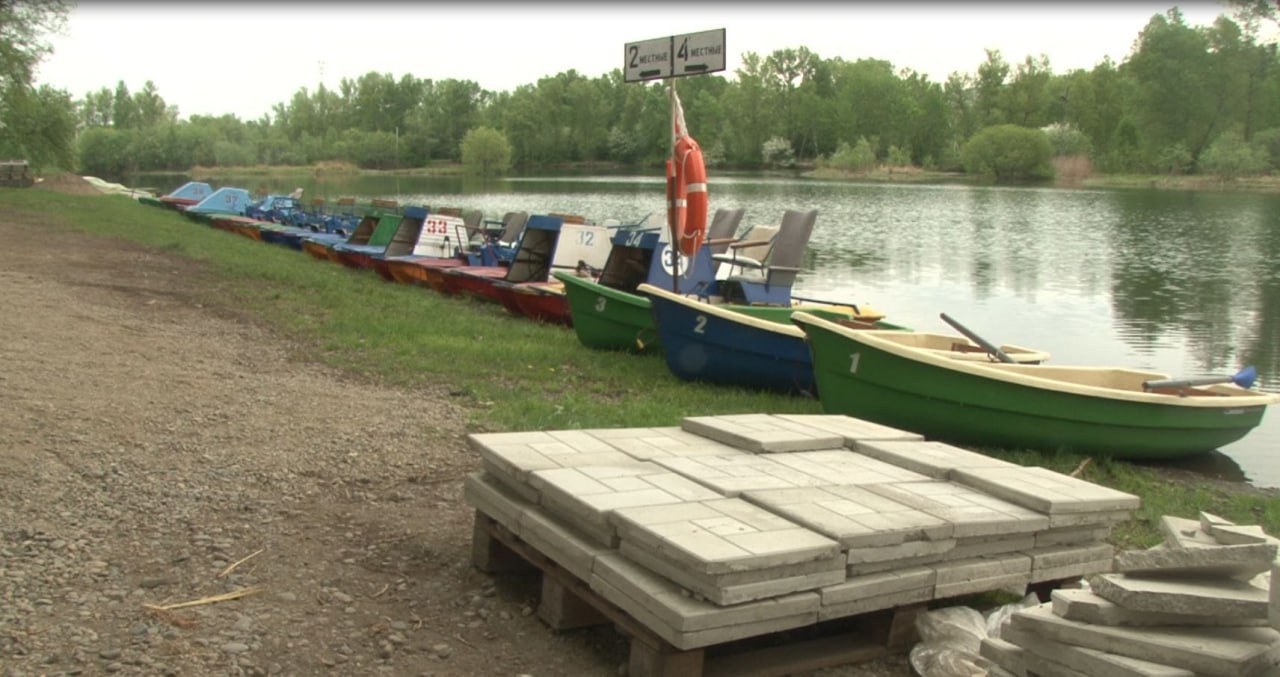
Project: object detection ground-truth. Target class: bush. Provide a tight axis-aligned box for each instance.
[961,124,1053,181]
[886,144,912,167]
[1153,144,1192,176]
[1199,131,1269,178]
[829,138,877,172]
[461,126,512,177]
[761,136,795,169]
[1042,123,1092,158]
[1251,128,1280,172]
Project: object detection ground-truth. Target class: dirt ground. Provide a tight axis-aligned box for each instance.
[0,178,911,676]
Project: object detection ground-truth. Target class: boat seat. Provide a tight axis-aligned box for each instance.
[701,208,746,257]
[719,209,818,306]
[711,224,779,276]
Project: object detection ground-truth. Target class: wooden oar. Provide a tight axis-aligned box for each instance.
[939,313,1015,363]
[1143,366,1258,392]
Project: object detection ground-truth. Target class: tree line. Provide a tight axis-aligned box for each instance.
[6,2,1280,182]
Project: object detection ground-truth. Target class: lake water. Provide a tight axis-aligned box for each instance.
[151,172,1280,487]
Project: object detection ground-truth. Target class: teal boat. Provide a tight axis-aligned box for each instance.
[792,311,1280,460]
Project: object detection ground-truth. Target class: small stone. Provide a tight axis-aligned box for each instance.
[221,642,250,654]
[98,648,121,660]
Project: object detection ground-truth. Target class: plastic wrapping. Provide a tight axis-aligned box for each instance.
[909,595,1040,677]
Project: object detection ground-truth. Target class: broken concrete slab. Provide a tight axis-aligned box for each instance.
[852,439,1018,479]
[1011,602,1280,677]
[1002,624,1195,677]
[740,484,953,549]
[1089,572,1271,619]
[980,636,1028,677]
[680,414,845,452]
[1196,512,1275,546]
[1271,562,1280,632]
[1051,588,1267,628]
[1114,542,1276,581]
[1161,515,1228,549]
[951,466,1140,515]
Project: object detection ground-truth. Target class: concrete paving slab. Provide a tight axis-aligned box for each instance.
[1035,526,1112,548]
[1195,511,1278,546]
[769,450,933,486]
[951,466,1140,515]
[1011,603,1280,677]
[581,426,749,460]
[589,553,820,633]
[1051,588,1267,627]
[817,585,934,622]
[619,541,846,605]
[933,554,1032,597]
[819,566,936,606]
[468,431,644,482]
[528,464,722,537]
[740,484,953,549]
[651,454,830,496]
[1271,563,1280,632]
[518,503,614,582]
[681,414,845,452]
[1047,509,1134,529]
[980,636,1028,677]
[846,538,957,568]
[1026,544,1115,572]
[1089,573,1271,619]
[864,481,1050,537]
[1002,625,1195,677]
[590,567,818,650]
[948,534,1036,561]
[1114,542,1276,581]
[462,472,536,533]
[1032,560,1113,584]
[480,459,541,502]
[772,414,924,444]
[852,439,1017,479]
[609,498,843,575]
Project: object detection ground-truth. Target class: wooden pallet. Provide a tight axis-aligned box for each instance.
[471,510,924,677]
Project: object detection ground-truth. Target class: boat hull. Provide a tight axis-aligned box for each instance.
[557,272,661,353]
[444,267,506,301]
[794,312,1275,459]
[508,283,572,326]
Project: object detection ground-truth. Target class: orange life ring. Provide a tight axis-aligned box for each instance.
[669,136,708,257]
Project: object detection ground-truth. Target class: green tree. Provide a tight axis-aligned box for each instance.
[460,126,511,177]
[0,0,73,169]
[961,124,1054,181]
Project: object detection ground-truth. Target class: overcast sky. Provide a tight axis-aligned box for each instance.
[37,2,1239,122]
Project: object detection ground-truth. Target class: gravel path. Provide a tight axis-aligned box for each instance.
[0,191,910,676]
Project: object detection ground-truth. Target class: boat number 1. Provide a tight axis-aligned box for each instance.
[694,315,707,334]
[848,352,861,374]
[595,297,606,313]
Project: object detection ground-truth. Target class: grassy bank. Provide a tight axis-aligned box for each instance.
[3,185,1278,549]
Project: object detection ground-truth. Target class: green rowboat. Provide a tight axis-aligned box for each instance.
[793,311,1279,460]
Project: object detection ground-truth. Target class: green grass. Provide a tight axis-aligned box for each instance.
[4,187,1278,549]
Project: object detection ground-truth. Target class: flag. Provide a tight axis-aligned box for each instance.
[670,86,688,143]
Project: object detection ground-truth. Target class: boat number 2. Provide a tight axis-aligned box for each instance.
[594,297,606,313]
[694,315,707,334]
[848,352,861,374]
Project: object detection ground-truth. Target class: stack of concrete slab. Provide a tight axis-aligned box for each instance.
[463,414,1138,651]
[982,512,1280,677]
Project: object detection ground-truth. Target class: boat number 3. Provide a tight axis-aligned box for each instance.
[694,315,707,334]
[848,352,861,374]
[594,296,606,313]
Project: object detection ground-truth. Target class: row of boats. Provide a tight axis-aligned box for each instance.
[140,181,1279,461]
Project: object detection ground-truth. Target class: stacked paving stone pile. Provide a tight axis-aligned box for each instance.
[981,512,1280,677]
[464,413,1138,651]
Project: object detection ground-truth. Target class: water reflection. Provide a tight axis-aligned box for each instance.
[136,171,1280,485]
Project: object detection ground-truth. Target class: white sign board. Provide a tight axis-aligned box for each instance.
[624,28,725,83]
